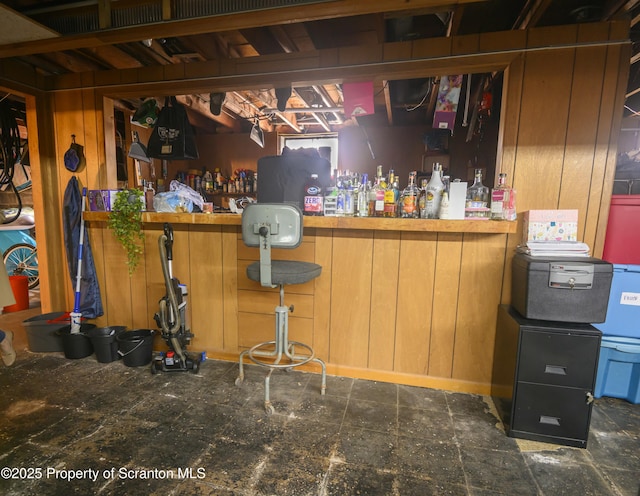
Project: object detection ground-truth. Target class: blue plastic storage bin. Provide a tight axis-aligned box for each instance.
[594,336,640,404]
[592,264,640,338]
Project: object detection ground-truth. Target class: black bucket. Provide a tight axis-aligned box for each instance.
[86,326,127,363]
[58,324,96,359]
[117,329,154,367]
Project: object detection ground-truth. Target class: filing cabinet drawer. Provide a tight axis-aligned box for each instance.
[511,382,592,447]
[518,330,600,388]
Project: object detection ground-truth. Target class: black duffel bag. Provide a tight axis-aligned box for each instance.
[147,96,199,160]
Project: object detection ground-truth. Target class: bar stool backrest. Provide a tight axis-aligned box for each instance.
[241,203,304,287]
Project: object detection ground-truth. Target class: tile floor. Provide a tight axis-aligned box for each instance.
[0,346,638,496]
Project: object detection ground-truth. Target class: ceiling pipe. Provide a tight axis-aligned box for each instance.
[232,91,301,133]
[311,85,344,124]
[292,88,331,132]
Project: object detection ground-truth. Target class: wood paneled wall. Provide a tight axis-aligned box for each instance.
[20,22,630,394]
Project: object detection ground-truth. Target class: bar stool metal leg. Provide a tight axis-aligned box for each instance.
[235,284,326,414]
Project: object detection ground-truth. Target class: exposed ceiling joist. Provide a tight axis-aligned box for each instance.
[0,4,58,44]
[603,0,640,19]
[513,0,554,29]
[0,0,478,59]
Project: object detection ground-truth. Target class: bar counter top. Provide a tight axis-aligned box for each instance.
[84,211,517,234]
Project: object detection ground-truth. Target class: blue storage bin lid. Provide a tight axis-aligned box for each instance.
[612,263,640,273]
[601,336,640,354]
[592,264,640,338]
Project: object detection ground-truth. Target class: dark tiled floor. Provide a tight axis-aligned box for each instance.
[0,350,638,496]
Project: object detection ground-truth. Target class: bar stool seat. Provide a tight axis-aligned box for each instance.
[246,260,321,286]
[235,203,327,414]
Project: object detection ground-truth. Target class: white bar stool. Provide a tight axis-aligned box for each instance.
[235,203,327,414]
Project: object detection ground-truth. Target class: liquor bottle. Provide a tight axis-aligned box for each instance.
[466,168,490,218]
[418,178,428,218]
[372,165,386,217]
[439,191,450,219]
[357,173,370,217]
[383,169,398,217]
[424,163,444,219]
[345,185,355,216]
[490,172,517,221]
[303,173,323,216]
[399,171,419,218]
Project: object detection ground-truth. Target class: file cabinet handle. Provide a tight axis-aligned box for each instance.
[539,415,561,426]
[544,365,567,375]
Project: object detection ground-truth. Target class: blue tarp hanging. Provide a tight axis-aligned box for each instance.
[63,176,103,319]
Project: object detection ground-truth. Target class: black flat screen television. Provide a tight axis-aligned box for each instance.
[256,147,332,210]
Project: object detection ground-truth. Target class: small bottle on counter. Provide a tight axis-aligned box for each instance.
[490,172,517,221]
[357,173,370,217]
[303,174,324,216]
[424,163,444,219]
[466,168,490,218]
[399,171,419,218]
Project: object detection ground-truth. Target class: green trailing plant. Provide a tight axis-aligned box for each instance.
[107,189,145,275]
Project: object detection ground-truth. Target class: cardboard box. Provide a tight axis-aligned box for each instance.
[448,181,467,220]
[87,189,119,211]
[101,190,119,211]
[88,190,106,211]
[523,209,578,242]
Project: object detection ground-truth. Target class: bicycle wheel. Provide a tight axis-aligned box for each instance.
[3,243,39,289]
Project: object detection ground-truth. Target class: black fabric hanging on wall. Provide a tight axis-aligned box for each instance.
[147,96,199,160]
[63,176,104,319]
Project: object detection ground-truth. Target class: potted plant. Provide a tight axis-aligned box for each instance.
[107,189,145,275]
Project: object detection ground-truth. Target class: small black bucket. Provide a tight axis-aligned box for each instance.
[117,329,154,367]
[86,326,127,363]
[58,324,96,359]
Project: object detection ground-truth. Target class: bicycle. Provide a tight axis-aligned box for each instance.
[0,207,38,289]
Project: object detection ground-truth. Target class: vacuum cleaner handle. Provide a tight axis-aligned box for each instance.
[164,223,174,261]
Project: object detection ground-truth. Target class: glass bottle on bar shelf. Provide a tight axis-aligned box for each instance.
[371,165,386,217]
[357,173,370,217]
[466,168,490,218]
[490,172,517,221]
[399,171,419,218]
[424,163,444,219]
[418,177,428,218]
[335,172,346,216]
[383,169,398,217]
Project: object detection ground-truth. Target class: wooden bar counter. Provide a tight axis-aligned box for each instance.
[85,211,517,395]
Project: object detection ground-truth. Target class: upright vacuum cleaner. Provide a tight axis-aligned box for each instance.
[152,223,200,374]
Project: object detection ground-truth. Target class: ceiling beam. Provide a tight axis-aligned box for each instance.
[0,0,484,59]
[603,0,640,20]
[513,0,554,29]
[98,0,111,30]
[175,94,242,132]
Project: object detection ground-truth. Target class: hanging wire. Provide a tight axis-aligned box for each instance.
[405,80,433,112]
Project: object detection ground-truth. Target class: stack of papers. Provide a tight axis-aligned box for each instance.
[516,241,590,257]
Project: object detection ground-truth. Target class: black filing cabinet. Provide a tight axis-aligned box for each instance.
[492,305,601,448]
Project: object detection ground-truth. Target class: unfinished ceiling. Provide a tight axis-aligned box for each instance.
[1,0,640,135]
